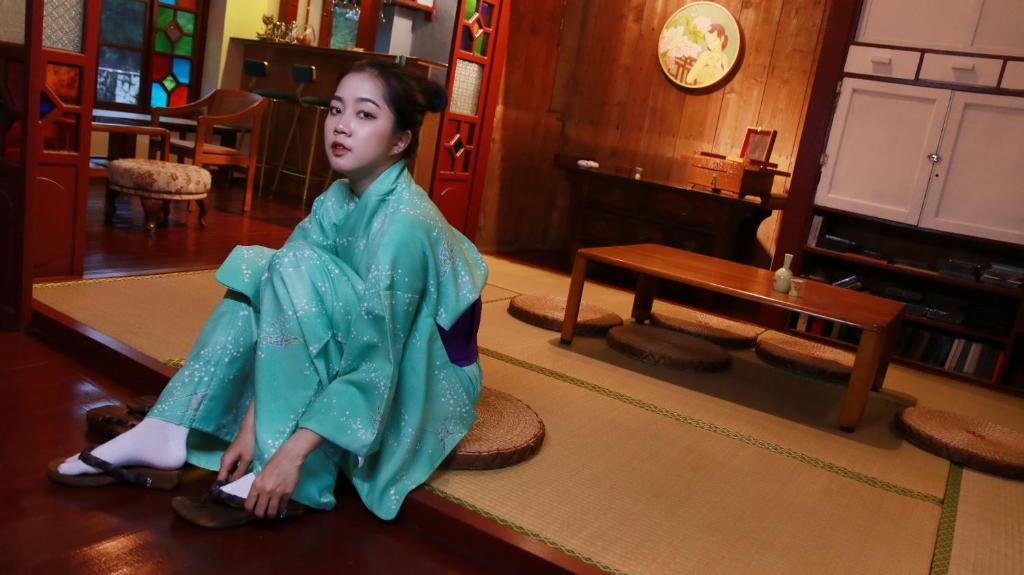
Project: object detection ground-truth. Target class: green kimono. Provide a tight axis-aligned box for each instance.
[147,160,488,520]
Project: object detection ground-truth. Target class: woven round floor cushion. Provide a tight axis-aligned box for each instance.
[607,324,730,371]
[755,330,853,382]
[445,387,545,470]
[651,309,764,348]
[507,294,623,336]
[897,407,1024,479]
[108,159,211,200]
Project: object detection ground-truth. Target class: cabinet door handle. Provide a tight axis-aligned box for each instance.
[951,61,976,71]
[869,55,892,65]
[928,153,941,163]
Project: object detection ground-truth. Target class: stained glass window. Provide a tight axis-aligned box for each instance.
[462,0,493,57]
[151,4,200,107]
[46,64,82,106]
[96,1,205,111]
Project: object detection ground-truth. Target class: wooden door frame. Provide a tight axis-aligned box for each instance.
[463,0,509,241]
[774,0,864,270]
[429,0,510,239]
[0,4,34,330]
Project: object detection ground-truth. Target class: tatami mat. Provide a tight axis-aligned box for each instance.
[32,255,1024,574]
[479,300,951,500]
[947,469,1024,575]
[431,356,940,574]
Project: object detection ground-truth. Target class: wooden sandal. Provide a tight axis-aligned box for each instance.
[171,481,306,529]
[46,447,182,490]
[86,396,158,438]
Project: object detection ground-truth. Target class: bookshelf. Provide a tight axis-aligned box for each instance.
[792,207,1024,394]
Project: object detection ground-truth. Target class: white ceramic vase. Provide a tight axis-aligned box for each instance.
[773,253,793,294]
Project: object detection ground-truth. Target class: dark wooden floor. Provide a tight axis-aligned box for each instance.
[19,176,587,574]
[83,173,303,278]
[0,331,498,574]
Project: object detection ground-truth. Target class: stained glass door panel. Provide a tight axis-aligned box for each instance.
[152,2,198,107]
[31,0,100,277]
[429,0,506,238]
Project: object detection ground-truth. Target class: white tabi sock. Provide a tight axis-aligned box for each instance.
[57,417,188,475]
[221,473,255,499]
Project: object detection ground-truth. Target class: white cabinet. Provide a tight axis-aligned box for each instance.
[815,79,949,224]
[919,92,1024,244]
[816,79,1024,245]
[857,0,1024,57]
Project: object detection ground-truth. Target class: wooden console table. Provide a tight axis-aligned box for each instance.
[559,243,905,431]
[560,159,786,266]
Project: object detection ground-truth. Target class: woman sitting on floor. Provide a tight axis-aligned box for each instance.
[50,60,487,527]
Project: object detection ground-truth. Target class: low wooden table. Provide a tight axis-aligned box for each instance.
[560,244,905,431]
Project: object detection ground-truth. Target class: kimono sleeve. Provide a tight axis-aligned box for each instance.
[297,234,430,456]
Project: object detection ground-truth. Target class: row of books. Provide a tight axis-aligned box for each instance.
[802,267,1014,333]
[896,327,1004,381]
[786,312,861,345]
[806,215,1024,289]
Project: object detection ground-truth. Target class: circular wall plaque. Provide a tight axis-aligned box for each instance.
[658,2,742,90]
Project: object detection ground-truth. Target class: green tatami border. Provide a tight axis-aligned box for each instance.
[930,464,963,575]
[479,346,944,506]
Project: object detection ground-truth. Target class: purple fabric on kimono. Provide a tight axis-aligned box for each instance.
[437,298,482,367]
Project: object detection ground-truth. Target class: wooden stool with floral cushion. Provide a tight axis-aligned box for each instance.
[650,308,765,349]
[755,330,854,382]
[508,294,623,336]
[107,159,212,231]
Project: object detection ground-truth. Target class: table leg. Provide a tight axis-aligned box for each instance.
[560,252,589,345]
[839,328,887,431]
[632,274,658,324]
[872,315,902,391]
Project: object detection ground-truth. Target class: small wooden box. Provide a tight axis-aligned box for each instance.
[687,154,782,203]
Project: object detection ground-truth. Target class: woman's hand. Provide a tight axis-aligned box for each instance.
[218,400,256,482]
[245,428,324,519]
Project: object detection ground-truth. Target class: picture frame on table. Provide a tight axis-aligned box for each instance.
[741,127,777,165]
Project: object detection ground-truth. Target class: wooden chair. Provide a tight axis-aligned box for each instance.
[89,122,172,178]
[151,89,268,212]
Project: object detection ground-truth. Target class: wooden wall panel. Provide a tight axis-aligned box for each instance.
[478,0,829,253]
[474,0,567,251]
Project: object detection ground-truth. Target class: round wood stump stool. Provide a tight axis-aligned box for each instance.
[107,159,211,231]
[897,407,1024,479]
[607,324,731,371]
[650,309,765,349]
[444,387,545,470]
[507,294,623,336]
[755,330,853,382]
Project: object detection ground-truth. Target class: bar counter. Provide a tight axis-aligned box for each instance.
[222,38,447,199]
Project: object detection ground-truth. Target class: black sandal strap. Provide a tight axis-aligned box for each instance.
[207,481,300,519]
[78,448,154,488]
[97,415,135,427]
[208,482,246,509]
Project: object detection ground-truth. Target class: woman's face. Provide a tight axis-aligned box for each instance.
[323,71,408,178]
[704,29,724,52]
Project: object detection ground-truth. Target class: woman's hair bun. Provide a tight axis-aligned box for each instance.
[423,80,447,113]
